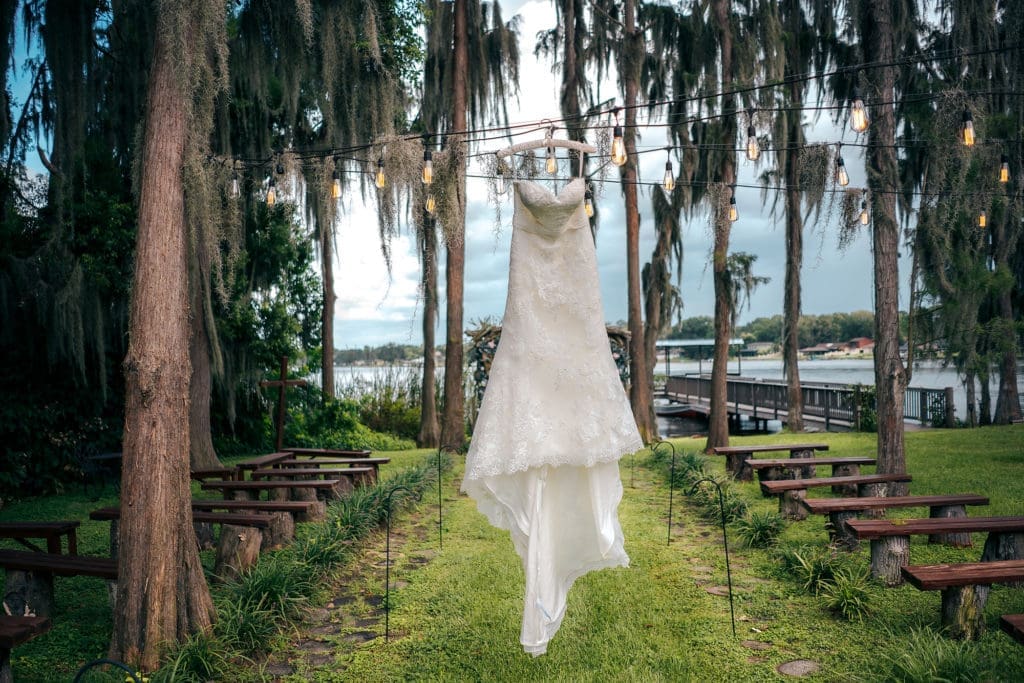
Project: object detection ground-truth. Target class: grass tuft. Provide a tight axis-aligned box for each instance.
[874,626,991,682]
[821,565,873,621]
[734,510,786,548]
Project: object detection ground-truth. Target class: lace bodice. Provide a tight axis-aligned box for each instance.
[464,178,643,480]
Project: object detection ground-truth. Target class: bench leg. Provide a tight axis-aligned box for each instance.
[296,501,326,523]
[261,511,295,549]
[3,571,55,618]
[928,505,971,547]
[857,483,888,519]
[981,532,1024,587]
[869,536,909,586]
[319,479,350,501]
[940,585,987,640]
[831,464,861,496]
[726,453,753,482]
[790,449,815,480]
[194,522,217,551]
[827,511,859,550]
[214,524,262,582]
[0,646,11,683]
[779,490,807,520]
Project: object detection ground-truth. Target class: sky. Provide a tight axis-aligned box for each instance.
[332,0,912,349]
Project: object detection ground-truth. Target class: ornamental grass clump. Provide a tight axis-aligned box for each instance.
[214,594,281,654]
[775,544,844,595]
[734,510,785,548]
[149,630,233,683]
[875,626,990,682]
[820,565,873,621]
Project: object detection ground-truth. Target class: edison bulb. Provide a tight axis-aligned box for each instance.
[850,89,869,133]
[836,157,850,187]
[746,126,760,161]
[962,110,975,147]
[331,170,341,199]
[425,193,437,215]
[584,190,595,218]
[978,210,987,228]
[266,182,276,206]
[422,150,433,185]
[611,125,627,166]
[231,174,240,198]
[859,201,869,225]
[546,147,557,174]
[663,162,675,192]
[999,155,1009,183]
[728,196,738,222]
[375,158,386,189]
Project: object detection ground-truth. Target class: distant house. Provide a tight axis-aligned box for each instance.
[846,337,875,354]
[801,342,841,357]
[741,341,775,356]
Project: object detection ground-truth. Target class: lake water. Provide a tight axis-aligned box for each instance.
[332,357,1023,425]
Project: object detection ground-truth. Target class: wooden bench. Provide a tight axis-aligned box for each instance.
[271,457,390,481]
[902,560,1024,639]
[801,494,991,549]
[190,467,241,482]
[0,616,50,683]
[0,522,79,555]
[284,447,373,458]
[235,452,295,475]
[747,456,876,495]
[1001,614,1024,646]
[200,478,347,502]
[250,466,375,486]
[848,516,1024,585]
[709,443,829,482]
[0,550,117,618]
[761,473,913,520]
[191,499,323,522]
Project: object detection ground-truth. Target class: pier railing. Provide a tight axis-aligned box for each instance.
[665,374,954,430]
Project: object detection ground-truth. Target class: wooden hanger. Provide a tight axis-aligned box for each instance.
[497,126,596,178]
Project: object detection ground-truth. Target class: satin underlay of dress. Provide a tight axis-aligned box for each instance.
[461,176,643,656]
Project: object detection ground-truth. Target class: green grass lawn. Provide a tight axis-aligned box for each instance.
[2,427,1023,681]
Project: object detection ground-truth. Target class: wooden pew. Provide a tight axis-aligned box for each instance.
[847,516,1024,585]
[284,447,372,458]
[249,466,375,486]
[200,478,347,501]
[902,560,1024,640]
[709,443,829,482]
[801,494,990,549]
[760,473,912,521]
[190,499,323,522]
[0,550,117,617]
[0,522,80,555]
[0,616,50,683]
[747,456,876,495]
[271,457,390,482]
[1001,614,1024,646]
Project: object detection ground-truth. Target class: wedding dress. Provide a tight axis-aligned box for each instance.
[462,176,643,656]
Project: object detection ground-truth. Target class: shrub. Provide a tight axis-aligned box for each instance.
[150,630,232,683]
[734,510,785,548]
[875,627,989,682]
[776,544,843,594]
[821,565,873,620]
[221,552,320,621]
[690,478,748,523]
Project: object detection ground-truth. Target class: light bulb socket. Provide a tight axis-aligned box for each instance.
[613,125,623,139]
[423,149,432,162]
[276,162,285,175]
[747,125,756,138]
[962,109,973,124]
[665,161,673,172]
[331,169,340,181]
[1001,154,1009,164]
[268,177,276,187]
[851,86,863,104]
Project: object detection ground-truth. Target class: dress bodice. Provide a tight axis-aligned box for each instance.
[513,178,586,239]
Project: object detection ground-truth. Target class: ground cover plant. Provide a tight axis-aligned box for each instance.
[2,426,1023,680]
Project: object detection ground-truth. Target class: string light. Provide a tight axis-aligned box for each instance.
[331,157,342,199]
[663,148,675,191]
[584,187,595,217]
[961,109,976,146]
[728,190,739,222]
[611,110,627,166]
[231,172,240,198]
[978,210,987,228]
[266,177,276,206]
[546,146,558,174]
[745,109,760,161]
[999,154,1010,183]
[835,150,850,187]
[375,152,386,189]
[860,195,870,225]
[422,141,433,185]
[850,87,869,133]
[425,193,437,215]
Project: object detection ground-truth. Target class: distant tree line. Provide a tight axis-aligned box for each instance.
[667,311,880,350]
[335,343,423,364]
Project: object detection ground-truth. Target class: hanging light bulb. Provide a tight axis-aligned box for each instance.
[728,194,739,222]
[584,188,595,218]
[663,161,675,192]
[422,148,433,185]
[999,154,1010,183]
[859,198,870,225]
[425,193,437,215]
[961,109,975,147]
[266,177,276,206]
[331,168,342,199]
[545,146,558,175]
[375,155,386,189]
[611,111,627,166]
[978,210,987,228]
[835,154,850,187]
[850,87,869,133]
[231,172,240,198]
[746,124,760,161]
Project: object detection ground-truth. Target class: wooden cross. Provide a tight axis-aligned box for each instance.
[259,356,308,451]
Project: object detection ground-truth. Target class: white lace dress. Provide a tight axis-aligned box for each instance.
[462,177,643,656]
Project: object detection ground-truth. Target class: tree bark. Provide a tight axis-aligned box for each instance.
[862,0,907,492]
[110,26,214,670]
[979,368,992,425]
[870,536,908,586]
[188,284,221,470]
[964,372,977,427]
[321,230,336,398]
[418,219,441,448]
[213,525,262,583]
[440,0,468,453]
[705,0,735,452]
[992,212,1021,423]
[782,66,804,432]
[620,0,655,444]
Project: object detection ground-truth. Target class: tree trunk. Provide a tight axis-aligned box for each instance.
[992,212,1021,423]
[188,284,221,471]
[644,219,672,431]
[870,536,908,585]
[979,369,992,426]
[862,0,907,493]
[621,0,655,444]
[110,26,214,670]
[783,73,804,432]
[321,230,336,398]
[213,525,262,583]
[964,372,977,427]
[705,0,735,452]
[418,219,441,448]
[440,0,468,453]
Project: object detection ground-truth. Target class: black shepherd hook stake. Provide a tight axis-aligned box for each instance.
[652,440,677,545]
[689,477,737,639]
[436,448,443,551]
[383,484,421,642]
[73,658,142,682]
